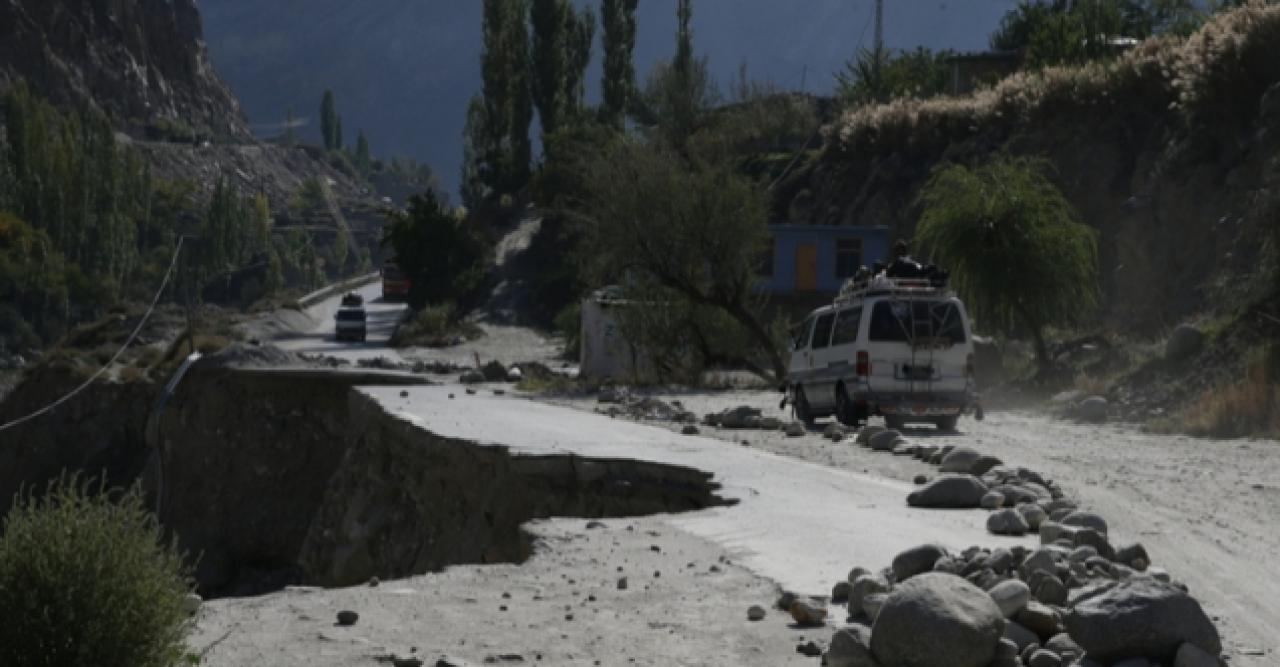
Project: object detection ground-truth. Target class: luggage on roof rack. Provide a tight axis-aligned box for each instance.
[835,276,950,305]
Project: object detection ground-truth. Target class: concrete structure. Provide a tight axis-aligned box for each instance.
[759,224,890,295]
[946,50,1022,95]
[579,287,652,382]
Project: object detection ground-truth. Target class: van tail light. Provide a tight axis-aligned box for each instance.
[856,351,870,377]
[966,353,975,378]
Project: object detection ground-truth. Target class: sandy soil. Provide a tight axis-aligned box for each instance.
[191,517,818,667]
[541,388,1280,665]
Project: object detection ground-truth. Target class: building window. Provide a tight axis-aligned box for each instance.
[835,237,862,279]
[758,237,775,277]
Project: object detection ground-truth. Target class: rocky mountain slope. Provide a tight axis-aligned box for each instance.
[0,0,249,141]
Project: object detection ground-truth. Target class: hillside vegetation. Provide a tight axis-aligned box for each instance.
[777,4,1280,432]
[783,4,1280,332]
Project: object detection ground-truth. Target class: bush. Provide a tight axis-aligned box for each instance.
[1181,347,1280,438]
[0,476,194,667]
[390,303,483,348]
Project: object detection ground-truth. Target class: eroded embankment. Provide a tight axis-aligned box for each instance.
[155,368,728,597]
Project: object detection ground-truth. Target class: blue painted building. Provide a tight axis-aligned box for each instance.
[759,224,891,295]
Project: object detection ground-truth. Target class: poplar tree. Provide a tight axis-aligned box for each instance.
[601,0,639,128]
[531,0,572,137]
[566,6,596,115]
[480,0,533,196]
[320,90,337,150]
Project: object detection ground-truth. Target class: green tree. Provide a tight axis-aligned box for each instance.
[532,0,573,138]
[460,94,492,211]
[990,0,1163,68]
[914,155,1099,372]
[561,137,785,380]
[566,6,596,115]
[354,130,372,175]
[381,191,488,308]
[335,114,344,151]
[836,46,953,106]
[320,89,338,150]
[601,0,639,128]
[481,0,533,197]
[639,0,718,148]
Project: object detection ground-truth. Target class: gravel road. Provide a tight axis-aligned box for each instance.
[545,388,1279,665]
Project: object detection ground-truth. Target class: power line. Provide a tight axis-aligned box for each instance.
[0,236,187,433]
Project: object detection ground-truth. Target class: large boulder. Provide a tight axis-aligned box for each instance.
[1165,324,1205,363]
[908,475,989,508]
[939,447,982,474]
[1065,579,1221,663]
[871,573,1006,667]
[892,544,949,582]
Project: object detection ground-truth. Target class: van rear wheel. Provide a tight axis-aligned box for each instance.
[793,386,814,425]
[835,385,863,427]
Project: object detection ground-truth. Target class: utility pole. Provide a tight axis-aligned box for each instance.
[874,0,884,54]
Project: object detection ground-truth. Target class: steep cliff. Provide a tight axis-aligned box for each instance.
[0,0,249,140]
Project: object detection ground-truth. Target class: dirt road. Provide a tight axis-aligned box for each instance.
[547,389,1279,664]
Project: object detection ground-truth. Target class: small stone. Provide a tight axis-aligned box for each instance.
[785,421,807,437]
[832,580,853,603]
[1027,648,1063,667]
[1016,601,1061,639]
[182,593,202,616]
[368,576,380,587]
[681,424,699,436]
[868,429,903,451]
[825,624,876,667]
[987,508,1030,536]
[747,605,766,621]
[789,599,828,626]
[1018,504,1048,530]
[861,592,888,622]
[989,579,1032,618]
[892,543,949,581]
[1034,575,1069,606]
[616,577,628,590]
[796,640,824,657]
[913,474,928,485]
[981,491,1006,509]
[336,610,359,626]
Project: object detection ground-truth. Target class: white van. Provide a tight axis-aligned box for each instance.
[785,278,980,431]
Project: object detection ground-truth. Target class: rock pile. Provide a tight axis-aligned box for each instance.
[822,541,1222,667]
[813,425,1228,666]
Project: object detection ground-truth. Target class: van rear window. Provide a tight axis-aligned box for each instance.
[868,301,965,345]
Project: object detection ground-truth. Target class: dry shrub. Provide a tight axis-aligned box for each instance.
[1073,372,1109,396]
[1181,356,1280,438]
[827,4,1280,158]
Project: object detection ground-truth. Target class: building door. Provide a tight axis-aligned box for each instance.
[796,244,818,292]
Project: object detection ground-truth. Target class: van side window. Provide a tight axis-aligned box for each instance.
[792,317,815,351]
[811,312,837,350]
[831,307,863,346]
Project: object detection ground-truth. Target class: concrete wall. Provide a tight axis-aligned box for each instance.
[760,225,890,295]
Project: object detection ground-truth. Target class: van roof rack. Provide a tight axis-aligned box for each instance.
[834,277,948,306]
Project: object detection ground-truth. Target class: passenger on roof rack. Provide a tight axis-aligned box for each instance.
[885,240,949,287]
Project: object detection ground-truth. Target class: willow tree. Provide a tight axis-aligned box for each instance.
[914,155,1098,372]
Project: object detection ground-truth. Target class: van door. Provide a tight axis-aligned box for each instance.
[812,306,863,402]
[788,315,817,379]
[804,310,838,409]
[865,299,970,394]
